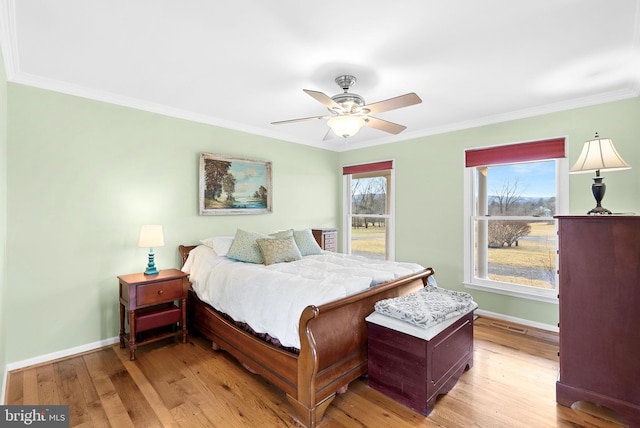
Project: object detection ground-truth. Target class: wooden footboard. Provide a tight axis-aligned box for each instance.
[180,243,433,427]
[292,269,433,427]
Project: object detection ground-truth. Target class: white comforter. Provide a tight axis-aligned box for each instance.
[183,245,425,348]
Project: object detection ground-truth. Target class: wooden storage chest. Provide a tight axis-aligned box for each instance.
[366,311,474,415]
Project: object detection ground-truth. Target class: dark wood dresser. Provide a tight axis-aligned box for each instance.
[556,216,640,425]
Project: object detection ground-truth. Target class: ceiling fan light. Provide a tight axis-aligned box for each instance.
[328,115,364,138]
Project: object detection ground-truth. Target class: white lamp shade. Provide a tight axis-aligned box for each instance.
[328,115,365,138]
[570,136,631,174]
[138,225,165,248]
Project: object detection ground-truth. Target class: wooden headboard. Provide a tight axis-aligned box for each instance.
[178,244,198,266]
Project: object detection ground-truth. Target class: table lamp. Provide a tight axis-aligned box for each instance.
[569,133,631,214]
[138,225,165,275]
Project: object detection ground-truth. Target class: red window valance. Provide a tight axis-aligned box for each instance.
[343,160,393,175]
[465,138,566,167]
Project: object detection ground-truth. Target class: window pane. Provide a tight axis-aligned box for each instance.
[473,159,558,291]
[349,170,391,260]
[474,219,556,289]
[350,221,386,260]
[480,161,556,217]
[351,175,388,215]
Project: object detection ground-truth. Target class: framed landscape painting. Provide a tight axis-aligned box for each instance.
[199,153,272,215]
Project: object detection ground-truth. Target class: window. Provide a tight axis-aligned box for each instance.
[343,161,395,260]
[463,138,568,302]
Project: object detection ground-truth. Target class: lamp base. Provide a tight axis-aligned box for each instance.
[588,175,612,215]
[144,266,159,276]
[587,206,612,215]
[144,249,160,276]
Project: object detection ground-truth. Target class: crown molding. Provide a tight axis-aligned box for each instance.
[333,88,639,152]
[9,71,333,148]
[7,70,639,154]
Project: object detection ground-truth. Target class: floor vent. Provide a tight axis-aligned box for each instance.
[490,321,528,335]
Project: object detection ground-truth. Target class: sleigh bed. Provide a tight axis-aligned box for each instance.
[178,231,472,427]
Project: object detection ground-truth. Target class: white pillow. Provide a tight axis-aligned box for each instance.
[199,235,235,256]
[182,244,214,274]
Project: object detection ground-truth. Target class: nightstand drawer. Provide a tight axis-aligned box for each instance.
[135,304,181,332]
[323,235,337,251]
[137,279,184,306]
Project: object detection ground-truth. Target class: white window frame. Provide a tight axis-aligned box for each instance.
[343,161,396,261]
[463,147,569,303]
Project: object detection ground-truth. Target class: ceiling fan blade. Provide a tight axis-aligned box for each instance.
[364,116,407,135]
[271,115,327,125]
[363,92,422,114]
[303,89,342,110]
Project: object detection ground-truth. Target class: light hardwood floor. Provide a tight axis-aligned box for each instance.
[5,317,629,427]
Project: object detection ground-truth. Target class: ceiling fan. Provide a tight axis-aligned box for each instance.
[271,75,422,140]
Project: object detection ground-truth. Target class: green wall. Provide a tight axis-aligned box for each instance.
[6,84,339,363]
[0,48,8,387]
[4,77,640,365]
[339,97,640,327]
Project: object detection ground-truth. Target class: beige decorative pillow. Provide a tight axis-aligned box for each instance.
[256,236,302,265]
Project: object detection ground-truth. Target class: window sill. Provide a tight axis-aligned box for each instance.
[464,281,559,304]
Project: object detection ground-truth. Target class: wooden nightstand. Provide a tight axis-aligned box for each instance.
[312,228,337,251]
[118,268,188,360]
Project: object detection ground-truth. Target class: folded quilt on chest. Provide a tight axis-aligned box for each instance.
[374,286,478,329]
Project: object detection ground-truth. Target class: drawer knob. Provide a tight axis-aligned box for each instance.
[157,290,164,295]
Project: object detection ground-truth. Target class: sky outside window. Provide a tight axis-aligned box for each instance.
[487,161,555,198]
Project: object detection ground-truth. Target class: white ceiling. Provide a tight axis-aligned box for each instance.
[1,0,639,152]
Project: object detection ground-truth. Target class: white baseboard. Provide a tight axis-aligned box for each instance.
[5,336,120,373]
[475,309,559,333]
[5,336,120,372]
[3,336,119,404]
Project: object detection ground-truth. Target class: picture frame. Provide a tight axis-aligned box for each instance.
[199,153,272,215]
